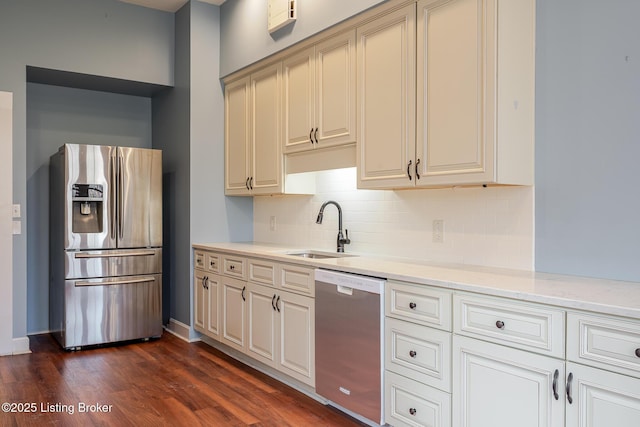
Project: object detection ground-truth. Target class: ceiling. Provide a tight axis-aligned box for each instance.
[118,0,226,13]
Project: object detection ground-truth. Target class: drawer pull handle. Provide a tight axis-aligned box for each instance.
[496,320,505,329]
[635,348,640,358]
[566,372,573,404]
[409,408,417,416]
[552,369,559,400]
[242,286,246,301]
[409,302,417,310]
[409,350,417,358]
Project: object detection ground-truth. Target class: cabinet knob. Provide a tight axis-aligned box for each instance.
[496,320,505,329]
[635,348,640,358]
[409,408,417,416]
[230,265,235,270]
[409,302,417,310]
[409,350,417,358]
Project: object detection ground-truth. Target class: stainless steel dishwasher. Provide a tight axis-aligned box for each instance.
[315,269,385,425]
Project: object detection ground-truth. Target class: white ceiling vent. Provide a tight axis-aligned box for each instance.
[268,0,296,33]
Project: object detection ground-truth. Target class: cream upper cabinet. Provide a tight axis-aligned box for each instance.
[225,63,282,195]
[283,30,357,154]
[416,0,534,186]
[357,4,416,189]
[251,63,283,195]
[224,76,252,195]
[358,0,534,189]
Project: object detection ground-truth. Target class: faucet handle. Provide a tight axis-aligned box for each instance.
[342,229,351,245]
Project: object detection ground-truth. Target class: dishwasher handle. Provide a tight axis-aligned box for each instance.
[337,285,353,296]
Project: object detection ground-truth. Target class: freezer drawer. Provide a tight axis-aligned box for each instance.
[55,274,162,349]
[65,248,162,279]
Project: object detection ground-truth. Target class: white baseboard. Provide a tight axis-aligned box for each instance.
[13,336,31,355]
[164,318,201,343]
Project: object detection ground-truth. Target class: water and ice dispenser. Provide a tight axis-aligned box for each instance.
[71,184,104,233]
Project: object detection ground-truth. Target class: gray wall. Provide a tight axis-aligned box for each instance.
[0,0,173,340]
[535,0,640,282]
[153,1,252,330]
[219,0,387,76]
[26,83,152,333]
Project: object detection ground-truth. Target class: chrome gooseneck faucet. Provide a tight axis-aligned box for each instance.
[316,200,351,253]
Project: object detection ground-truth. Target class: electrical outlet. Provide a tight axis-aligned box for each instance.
[433,219,444,243]
[270,216,277,231]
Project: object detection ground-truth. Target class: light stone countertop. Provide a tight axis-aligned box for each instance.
[193,242,640,320]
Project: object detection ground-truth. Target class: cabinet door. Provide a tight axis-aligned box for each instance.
[357,4,416,189]
[416,0,495,185]
[225,76,252,195]
[453,335,565,427]
[221,276,247,353]
[566,362,640,427]
[251,63,282,195]
[277,291,315,387]
[315,30,356,149]
[194,271,206,333]
[206,274,220,339]
[247,283,277,368]
[283,47,315,153]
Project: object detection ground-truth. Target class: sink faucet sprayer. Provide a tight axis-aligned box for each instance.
[316,200,351,253]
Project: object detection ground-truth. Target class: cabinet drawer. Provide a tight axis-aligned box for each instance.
[454,293,565,358]
[248,258,276,287]
[194,251,205,270]
[567,311,640,378]
[222,255,247,280]
[206,253,220,273]
[385,317,451,392]
[385,370,451,427]
[386,281,452,331]
[278,264,314,296]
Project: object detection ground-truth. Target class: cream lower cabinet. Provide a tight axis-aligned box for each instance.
[384,281,452,427]
[211,253,316,387]
[565,362,640,427]
[565,311,640,427]
[220,275,248,353]
[453,292,566,427]
[193,251,220,340]
[453,335,565,427]
[246,281,316,386]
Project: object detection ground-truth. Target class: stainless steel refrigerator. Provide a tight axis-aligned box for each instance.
[49,143,163,349]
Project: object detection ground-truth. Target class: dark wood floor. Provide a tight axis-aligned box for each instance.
[0,333,366,427]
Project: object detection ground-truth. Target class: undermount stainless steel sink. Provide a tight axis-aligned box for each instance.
[285,250,357,259]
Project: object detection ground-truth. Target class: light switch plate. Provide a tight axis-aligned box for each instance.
[12,204,20,218]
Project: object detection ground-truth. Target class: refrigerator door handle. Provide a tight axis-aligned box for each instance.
[118,152,124,240]
[110,151,117,240]
[75,276,156,287]
[74,250,157,259]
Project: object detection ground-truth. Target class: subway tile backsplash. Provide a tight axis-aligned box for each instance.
[254,168,534,270]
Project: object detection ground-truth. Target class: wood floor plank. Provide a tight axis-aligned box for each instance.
[0,333,365,427]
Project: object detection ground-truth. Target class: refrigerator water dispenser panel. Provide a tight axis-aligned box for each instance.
[71,184,103,233]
